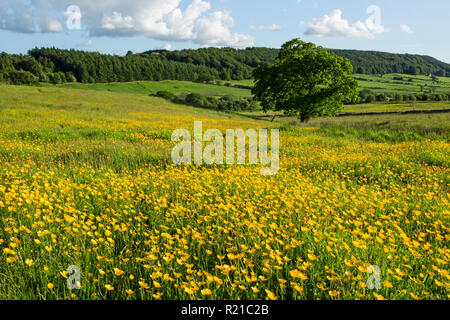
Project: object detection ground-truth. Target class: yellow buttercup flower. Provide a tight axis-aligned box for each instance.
[25,259,35,267]
[265,289,277,300]
[201,288,212,296]
[114,268,124,276]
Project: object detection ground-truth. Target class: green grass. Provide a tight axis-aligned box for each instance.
[0,85,448,300]
[343,101,450,113]
[50,80,252,98]
[272,112,450,143]
[41,73,450,111]
[225,73,450,96]
[355,73,450,95]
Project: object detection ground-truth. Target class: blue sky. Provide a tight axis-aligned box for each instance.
[0,0,449,63]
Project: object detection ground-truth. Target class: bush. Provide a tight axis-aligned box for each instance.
[365,94,376,103]
[155,91,177,101]
[376,93,387,102]
[408,95,417,102]
[182,93,258,112]
[65,72,77,83]
[38,72,50,83]
[393,93,403,102]
[48,73,63,84]
[185,93,205,106]
[5,70,39,85]
[359,89,375,103]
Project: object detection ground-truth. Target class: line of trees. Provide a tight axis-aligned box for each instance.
[146,47,279,81]
[1,46,450,87]
[0,49,223,85]
[358,89,450,104]
[331,49,450,76]
[153,91,258,112]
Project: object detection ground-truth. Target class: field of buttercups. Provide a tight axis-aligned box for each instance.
[0,85,448,300]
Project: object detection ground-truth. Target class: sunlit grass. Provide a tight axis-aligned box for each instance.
[0,85,448,300]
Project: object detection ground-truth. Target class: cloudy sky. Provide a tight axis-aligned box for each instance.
[0,0,449,63]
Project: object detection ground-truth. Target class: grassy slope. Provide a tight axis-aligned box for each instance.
[0,85,448,300]
[355,74,450,95]
[46,73,450,108]
[0,85,265,170]
[53,80,252,98]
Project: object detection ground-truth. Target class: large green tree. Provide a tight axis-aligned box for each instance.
[252,39,359,122]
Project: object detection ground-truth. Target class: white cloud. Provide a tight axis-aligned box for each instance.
[76,39,93,47]
[41,17,64,33]
[305,9,387,39]
[0,0,254,47]
[101,12,135,31]
[400,24,413,34]
[162,43,172,50]
[193,10,253,47]
[250,24,282,31]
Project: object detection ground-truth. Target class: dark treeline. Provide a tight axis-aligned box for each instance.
[1,46,450,86]
[154,90,258,112]
[150,47,450,78]
[358,89,450,104]
[0,48,221,85]
[145,47,279,80]
[331,49,450,77]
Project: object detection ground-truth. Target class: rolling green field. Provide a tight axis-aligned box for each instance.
[355,74,450,95]
[52,80,252,98]
[47,73,450,110]
[343,101,450,113]
[0,84,448,300]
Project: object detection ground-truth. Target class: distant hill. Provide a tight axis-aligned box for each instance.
[144,47,278,80]
[1,46,449,86]
[329,49,450,77]
[146,47,450,78]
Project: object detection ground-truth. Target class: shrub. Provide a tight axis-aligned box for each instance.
[65,72,77,83]
[376,93,387,102]
[48,72,63,84]
[155,91,177,101]
[393,93,403,102]
[408,95,417,102]
[38,72,50,83]
[185,93,205,106]
[6,70,39,85]
[359,89,375,103]
[182,93,258,112]
[419,93,429,101]
[365,94,376,103]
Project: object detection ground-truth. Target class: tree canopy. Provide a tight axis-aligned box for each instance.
[1,45,449,86]
[252,39,359,122]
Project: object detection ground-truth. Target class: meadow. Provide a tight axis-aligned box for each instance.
[0,84,448,300]
[51,80,252,99]
[355,74,450,95]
